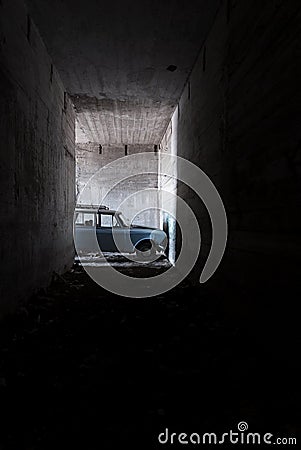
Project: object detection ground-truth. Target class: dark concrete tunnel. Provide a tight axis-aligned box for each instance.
[0,0,300,448]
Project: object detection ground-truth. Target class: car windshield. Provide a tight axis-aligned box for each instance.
[117,212,130,227]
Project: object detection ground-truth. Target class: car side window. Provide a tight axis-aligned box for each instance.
[75,212,96,226]
[100,214,113,227]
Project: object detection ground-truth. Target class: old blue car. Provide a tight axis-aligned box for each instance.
[74,205,167,258]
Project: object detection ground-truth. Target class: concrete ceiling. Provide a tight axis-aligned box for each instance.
[27,0,219,145]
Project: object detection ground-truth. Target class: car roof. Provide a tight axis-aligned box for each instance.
[75,205,119,214]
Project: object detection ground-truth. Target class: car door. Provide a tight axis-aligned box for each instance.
[95,213,115,251]
[96,212,129,252]
[75,211,99,253]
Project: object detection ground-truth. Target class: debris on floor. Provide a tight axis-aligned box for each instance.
[0,260,298,449]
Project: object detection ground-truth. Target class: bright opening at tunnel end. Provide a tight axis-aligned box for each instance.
[73,153,228,298]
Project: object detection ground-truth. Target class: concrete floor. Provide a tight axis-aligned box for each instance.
[76,253,171,269]
[0,261,298,449]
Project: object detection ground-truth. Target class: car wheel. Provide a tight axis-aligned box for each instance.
[135,241,156,261]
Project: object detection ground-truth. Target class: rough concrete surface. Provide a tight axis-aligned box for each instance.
[0,0,75,317]
[163,0,301,290]
[75,143,160,228]
[26,0,220,145]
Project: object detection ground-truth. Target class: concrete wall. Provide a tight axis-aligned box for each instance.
[76,140,160,228]
[168,0,301,292]
[159,113,178,263]
[0,0,75,317]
